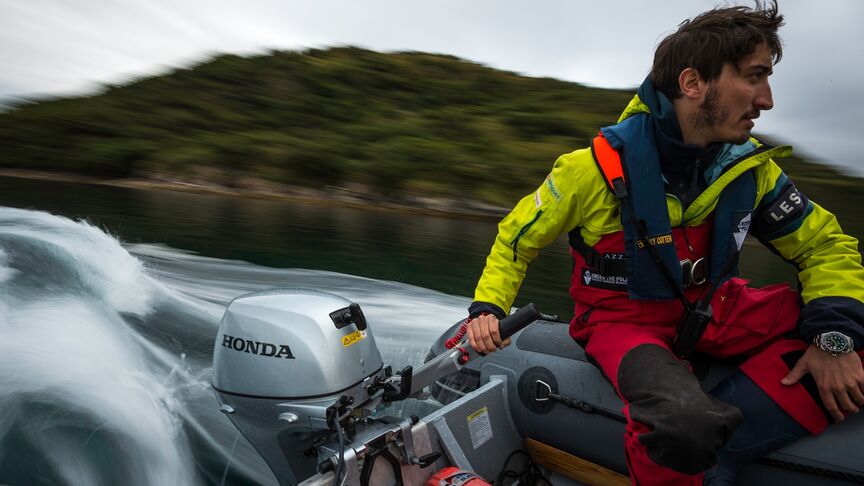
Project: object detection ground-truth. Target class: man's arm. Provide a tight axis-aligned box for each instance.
[751,161,864,344]
[467,150,588,352]
[751,160,864,420]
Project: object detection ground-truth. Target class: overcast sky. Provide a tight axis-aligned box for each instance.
[1,0,862,176]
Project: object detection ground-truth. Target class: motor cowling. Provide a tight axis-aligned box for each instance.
[213,288,383,398]
[212,289,385,485]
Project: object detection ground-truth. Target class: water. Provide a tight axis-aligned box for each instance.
[0,206,476,485]
[0,176,585,318]
[0,176,810,485]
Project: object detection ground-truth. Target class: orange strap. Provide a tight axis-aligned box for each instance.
[591,132,626,197]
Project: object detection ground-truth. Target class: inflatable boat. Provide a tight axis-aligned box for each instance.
[427,312,864,485]
[210,289,863,485]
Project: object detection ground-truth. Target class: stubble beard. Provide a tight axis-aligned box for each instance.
[692,87,726,130]
[690,87,748,144]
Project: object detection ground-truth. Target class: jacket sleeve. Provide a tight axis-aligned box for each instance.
[469,150,587,318]
[750,160,864,348]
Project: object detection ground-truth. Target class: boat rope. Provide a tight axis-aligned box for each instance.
[536,379,626,424]
[756,457,864,484]
[495,450,552,486]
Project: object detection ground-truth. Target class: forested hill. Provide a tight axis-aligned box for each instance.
[0,46,853,209]
[0,47,630,206]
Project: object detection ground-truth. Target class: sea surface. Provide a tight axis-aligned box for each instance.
[0,176,805,485]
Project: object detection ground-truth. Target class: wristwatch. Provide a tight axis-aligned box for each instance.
[813,331,855,356]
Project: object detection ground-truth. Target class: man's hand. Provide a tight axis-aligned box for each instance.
[466,314,512,354]
[782,346,864,421]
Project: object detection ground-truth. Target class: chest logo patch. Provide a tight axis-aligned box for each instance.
[581,268,627,290]
[635,233,673,249]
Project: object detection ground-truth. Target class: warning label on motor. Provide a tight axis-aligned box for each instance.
[467,407,493,449]
[341,330,366,348]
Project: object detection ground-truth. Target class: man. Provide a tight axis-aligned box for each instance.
[465,2,864,485]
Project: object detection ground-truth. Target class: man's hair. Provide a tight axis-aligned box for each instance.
[650,0,784,98]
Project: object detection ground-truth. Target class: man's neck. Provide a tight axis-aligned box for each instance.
[655,124,717,209]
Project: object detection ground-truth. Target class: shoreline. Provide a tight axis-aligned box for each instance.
[0,169,510,222]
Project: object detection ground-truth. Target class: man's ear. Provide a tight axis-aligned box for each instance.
[678,68,704,100]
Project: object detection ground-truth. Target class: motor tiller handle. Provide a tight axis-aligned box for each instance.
[498,303,542,341]
[402,304,542,398]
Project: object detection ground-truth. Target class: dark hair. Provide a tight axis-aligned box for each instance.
[650,0,784,98]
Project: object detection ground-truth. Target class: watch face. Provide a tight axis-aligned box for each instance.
[821,332,852,354]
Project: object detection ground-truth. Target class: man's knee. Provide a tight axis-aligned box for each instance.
[618,344,743,474]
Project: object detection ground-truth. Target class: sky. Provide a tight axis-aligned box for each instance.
[1,0,862,176]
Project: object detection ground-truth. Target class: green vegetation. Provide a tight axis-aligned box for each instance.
[0,46,859,234]
[0,47,631,206]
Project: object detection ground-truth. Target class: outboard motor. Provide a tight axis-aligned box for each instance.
[212,289,386,485]
[213,288,541,486]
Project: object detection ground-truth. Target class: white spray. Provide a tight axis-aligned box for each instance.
[0,207,199,486]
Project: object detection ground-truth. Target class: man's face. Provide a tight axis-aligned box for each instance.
[690,43,775,145]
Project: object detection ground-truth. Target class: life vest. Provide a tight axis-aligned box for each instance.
[567,114,759,335]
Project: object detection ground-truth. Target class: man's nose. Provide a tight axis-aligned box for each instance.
[755,82,774,111]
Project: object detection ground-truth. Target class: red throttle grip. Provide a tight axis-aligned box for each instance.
[498,303,541,341]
